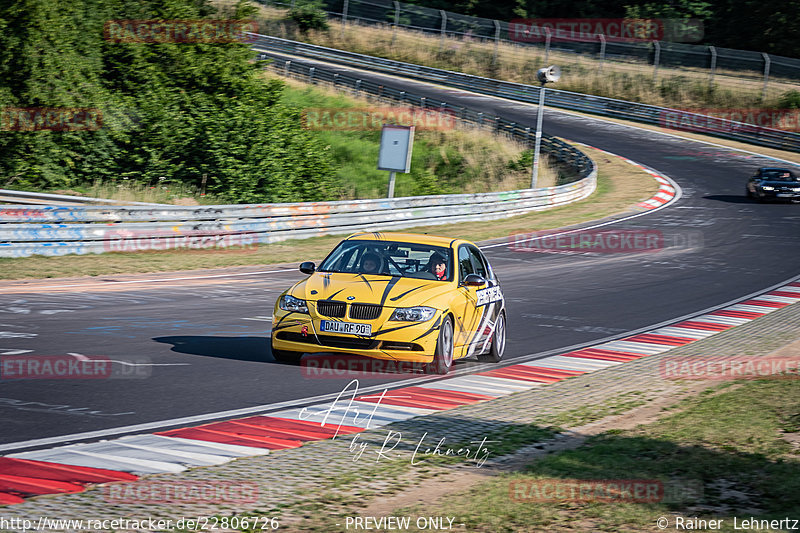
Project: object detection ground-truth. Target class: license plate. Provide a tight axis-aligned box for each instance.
[320,320,372,336]
[777,193,794,197]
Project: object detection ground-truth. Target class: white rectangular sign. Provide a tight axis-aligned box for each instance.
[378,125,414,173]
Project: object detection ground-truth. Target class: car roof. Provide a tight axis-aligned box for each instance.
[345,231,464,248]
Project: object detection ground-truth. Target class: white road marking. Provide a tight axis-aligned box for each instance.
[67,353,190,367]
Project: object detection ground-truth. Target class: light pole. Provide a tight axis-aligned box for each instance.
[531,65,561,189]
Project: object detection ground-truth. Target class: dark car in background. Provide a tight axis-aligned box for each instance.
[746,167,800,202]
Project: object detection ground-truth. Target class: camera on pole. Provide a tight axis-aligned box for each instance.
[536,65,561,84]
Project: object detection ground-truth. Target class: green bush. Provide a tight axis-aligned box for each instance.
[0,0,341,203]
[779,90,800,109]
[289,2,329,33]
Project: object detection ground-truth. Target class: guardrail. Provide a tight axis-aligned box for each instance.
[0,189,163,207]
[0,182,595,257]
[249,34,800,153]
[0,55,596,258]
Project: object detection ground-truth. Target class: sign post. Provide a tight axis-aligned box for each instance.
[378,124,414,198]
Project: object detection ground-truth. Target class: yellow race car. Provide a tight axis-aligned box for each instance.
[270,232,506,374]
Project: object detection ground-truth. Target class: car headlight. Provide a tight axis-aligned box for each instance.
[762,186,775,190]
[279,294,308,314]
[389,306,436,322]
[793,188,800,192]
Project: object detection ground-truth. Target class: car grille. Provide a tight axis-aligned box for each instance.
[318,335,379,349]
[275,331,379,349]
[349,303,382,320]
[317,300,346,318]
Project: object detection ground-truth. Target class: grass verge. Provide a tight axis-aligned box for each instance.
[0,144,654,280]
[386,378,800,532]
[270,74,545,199]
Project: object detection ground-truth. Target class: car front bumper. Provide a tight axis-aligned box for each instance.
[271,311,442,363]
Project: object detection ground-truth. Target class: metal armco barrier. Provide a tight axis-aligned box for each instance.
[249,34,800,153]
[0,181,594,257]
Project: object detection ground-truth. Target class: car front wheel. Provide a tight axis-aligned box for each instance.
[429,316,454,375]
[478,312,506,363]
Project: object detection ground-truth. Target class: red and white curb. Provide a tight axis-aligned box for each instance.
[577,143,678,210]
[2,281,799,505]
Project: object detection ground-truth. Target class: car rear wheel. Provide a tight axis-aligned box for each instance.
[429,316,454,375]
[271,344,303,364]
[478,312,506,363]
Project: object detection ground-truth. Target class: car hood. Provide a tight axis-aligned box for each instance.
[290,272,452,308]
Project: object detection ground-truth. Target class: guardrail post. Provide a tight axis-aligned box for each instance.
[354,79,361,96]
[477,112,483,126]
[525,126,531,144]
[597,34,606,72]
[341,0,349,38]
[544,27,552,64]
[495,116,500,131]
[399,90,405,103]
[308,67,315,83]
[285,60,291,76]
[761,52,771,103]
[493,20,501,67]
[392,1,400,47]
[708,46,717,90]
[420,96,426,109]
[440,10,447,52]
[333,73,339,88]
[652,40,661,82]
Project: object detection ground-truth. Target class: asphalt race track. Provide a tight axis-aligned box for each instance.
[1,53,798,451]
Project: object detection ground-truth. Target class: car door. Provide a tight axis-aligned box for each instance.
[454,244,479,349]
[466,245,502,352]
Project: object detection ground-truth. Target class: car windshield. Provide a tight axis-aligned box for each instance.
[760,169,798,181]
[318,240,454,281]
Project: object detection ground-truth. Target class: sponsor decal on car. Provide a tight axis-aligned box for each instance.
[476,286,503,307]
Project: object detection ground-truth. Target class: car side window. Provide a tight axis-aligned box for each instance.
[467,246,487,278]
[458,246,474,281]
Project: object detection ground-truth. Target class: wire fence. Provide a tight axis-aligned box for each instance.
[257,0,800,107]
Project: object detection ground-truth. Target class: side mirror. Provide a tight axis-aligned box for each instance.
[299,261,315,275]
[463,273,487,287]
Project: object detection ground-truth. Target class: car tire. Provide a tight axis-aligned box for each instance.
[429,316,454,375]
[478,312,506,363]
[271,345,303,364]
[746,188,753,199]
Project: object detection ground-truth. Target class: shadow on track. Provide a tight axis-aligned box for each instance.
[154,335,269,363]
[704,194,799,204]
